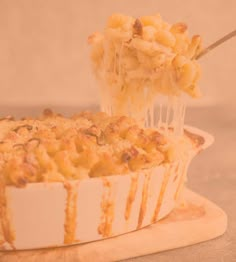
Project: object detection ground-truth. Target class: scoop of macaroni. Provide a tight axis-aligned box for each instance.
[88,14,202,124]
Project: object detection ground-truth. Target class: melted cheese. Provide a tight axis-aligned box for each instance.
[89,14,202,134]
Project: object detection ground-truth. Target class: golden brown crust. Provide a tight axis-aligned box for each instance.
[0,110,170,187]
[0,110,202,187]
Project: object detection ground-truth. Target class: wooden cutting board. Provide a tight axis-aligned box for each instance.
[0,188,227,262]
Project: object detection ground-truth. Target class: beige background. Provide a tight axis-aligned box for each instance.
[0,2,235,261]
[0,0,235,108]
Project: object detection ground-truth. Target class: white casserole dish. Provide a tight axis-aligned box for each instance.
[0,126,213,250]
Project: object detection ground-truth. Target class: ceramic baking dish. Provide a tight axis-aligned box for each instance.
[0,126,213,250]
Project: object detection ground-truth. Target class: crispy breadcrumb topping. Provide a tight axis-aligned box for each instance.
[0,109,184,187]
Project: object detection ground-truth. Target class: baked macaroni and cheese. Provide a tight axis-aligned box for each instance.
[0,13,213,251]
[0,109,213,250]
[0,109,192,187]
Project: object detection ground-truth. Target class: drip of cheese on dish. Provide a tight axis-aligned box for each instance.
[88,14,202,130]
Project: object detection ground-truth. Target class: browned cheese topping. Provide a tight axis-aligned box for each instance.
[0,109,181,187]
